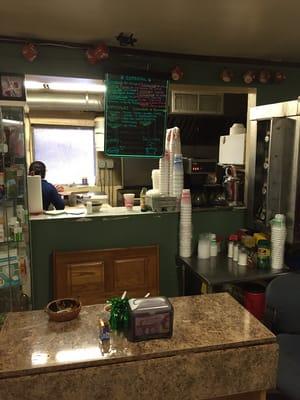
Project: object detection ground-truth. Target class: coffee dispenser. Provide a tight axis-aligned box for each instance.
[183,157,225,207]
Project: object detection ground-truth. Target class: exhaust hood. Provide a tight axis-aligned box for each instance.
[25,75,105,112]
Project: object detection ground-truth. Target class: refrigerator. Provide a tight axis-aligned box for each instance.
[247,99,300,245]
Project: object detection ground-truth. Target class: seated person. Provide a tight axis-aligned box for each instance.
[29,161,65,211]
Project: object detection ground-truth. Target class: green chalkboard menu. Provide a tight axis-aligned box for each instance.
[104,73,168,157]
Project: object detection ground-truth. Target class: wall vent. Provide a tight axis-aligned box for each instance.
[171,91,224,115]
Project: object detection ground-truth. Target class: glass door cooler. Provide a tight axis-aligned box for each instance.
[0,101,31,313]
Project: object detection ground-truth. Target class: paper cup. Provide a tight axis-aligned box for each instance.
[123,193,135,210]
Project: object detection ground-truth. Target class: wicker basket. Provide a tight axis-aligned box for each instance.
[45,298,81,322]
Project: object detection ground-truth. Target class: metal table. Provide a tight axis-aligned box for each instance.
[176,254,290,294]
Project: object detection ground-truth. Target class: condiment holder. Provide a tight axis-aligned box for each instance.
[45,298,81,322]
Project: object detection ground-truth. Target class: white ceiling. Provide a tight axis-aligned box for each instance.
[1,0,300,62]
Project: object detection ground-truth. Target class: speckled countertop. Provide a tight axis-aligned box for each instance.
[0,293,275,379]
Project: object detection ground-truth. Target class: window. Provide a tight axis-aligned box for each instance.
[33,126,95,185]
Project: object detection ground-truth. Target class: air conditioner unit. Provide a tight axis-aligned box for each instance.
[171,91,224,115]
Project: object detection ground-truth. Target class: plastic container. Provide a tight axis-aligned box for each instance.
[257,239,270,269]
[244,283,266,321]
[126,296,173,342]
[238,246,248,266]
[198,234,210,259]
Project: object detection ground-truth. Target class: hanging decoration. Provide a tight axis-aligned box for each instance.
[116,32,137,47]
[243,70,256,84]
[258,70,271,84]
[94,43,109,61]
[85,48,98,65]
[21,43,38,62]
[220,68,233,83]
[274,71,286,83]
[86,43,109,64]
[171,66,183,81]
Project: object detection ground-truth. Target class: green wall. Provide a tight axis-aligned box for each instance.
[30,209,246,309]
[1,42,300,105]
[0,42,292,307]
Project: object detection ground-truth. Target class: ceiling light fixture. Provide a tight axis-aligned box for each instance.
[2,119,23,126]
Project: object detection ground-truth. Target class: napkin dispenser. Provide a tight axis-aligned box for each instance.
[126,296,173,342]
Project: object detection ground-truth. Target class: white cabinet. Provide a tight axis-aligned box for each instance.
[219,134,245,165]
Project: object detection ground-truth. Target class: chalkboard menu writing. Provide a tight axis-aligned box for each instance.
[104,74,168,157]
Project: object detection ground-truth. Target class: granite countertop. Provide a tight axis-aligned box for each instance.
[0,293,275,379]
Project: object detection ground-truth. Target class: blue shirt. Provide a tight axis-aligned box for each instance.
[42,180,65,210]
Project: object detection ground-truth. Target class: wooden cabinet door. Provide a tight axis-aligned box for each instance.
[53,251,110,305]
[53,245,159,305]
[65,261,105,305]
[111,247,159,299]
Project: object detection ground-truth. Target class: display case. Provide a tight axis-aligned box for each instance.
[0,101,31,312]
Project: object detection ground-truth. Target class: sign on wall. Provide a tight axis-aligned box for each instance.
[104,73,168,158]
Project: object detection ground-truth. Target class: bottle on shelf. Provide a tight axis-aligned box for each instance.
[16,205,25,224]
[227,234,237,258]
[8,216,17,241]
[0,122,8,154]
[140,187,148,212]
[257,239,271,269]
[13,221,22,242]
[210,233,218,257]
[233,240,239,262]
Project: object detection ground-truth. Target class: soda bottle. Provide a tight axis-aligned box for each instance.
[140,187,147,212]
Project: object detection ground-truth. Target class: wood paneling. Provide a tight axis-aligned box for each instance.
[53,245,159,305]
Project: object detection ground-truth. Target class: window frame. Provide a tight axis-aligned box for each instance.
[32,124,96,185]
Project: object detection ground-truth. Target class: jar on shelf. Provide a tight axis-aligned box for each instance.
[257,239,271,269]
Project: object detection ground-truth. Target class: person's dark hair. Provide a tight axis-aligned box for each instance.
[29,161,46,179]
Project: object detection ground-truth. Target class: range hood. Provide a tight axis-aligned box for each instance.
[25,75,105,112]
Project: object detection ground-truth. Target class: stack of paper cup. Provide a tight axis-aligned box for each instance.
[167,127,182,196]
[151,169,160,192]
[159,151,169,195]
[179,189,192,257]
[173,127,182,154]
[172,154,184,199]
[271,214,286,270]
[165,129,171,152]
[169,132,176,196]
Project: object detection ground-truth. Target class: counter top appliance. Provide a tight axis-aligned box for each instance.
[183,157,225,207]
